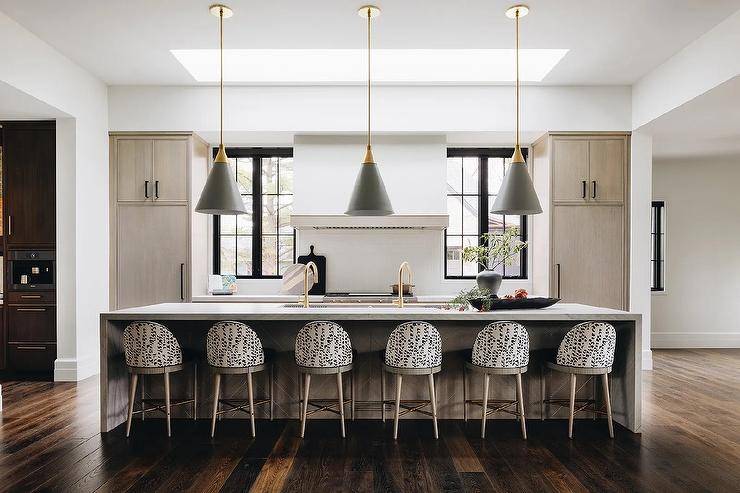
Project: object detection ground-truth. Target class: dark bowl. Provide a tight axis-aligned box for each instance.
[469,297,560,311]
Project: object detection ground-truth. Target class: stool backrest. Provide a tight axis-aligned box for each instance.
[385,321,442,369]
[557,321,616,368]
[472,321,529,368]
[295,321,353,368]
[207,321,264,368]
[123,321,182,368]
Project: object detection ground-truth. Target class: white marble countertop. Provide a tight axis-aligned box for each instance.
[102,302,640,322]
[191,294,455,303]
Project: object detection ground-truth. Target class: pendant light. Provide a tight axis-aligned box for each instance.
[195,4,247,215]
[345,5,394,216]
[491,5,542,216]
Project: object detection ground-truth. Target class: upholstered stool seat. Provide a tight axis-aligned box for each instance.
[295,321,355,438]
[206,321,274,438]
[542,321,617,438]
[381,321,442,439]
[123,321,197,437]
[463,321,530,439]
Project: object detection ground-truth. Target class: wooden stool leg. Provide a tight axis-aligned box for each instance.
[164,372,172,437]
[393,374,402,440]
[463,364,468,423]
[380,368,386,423]
[193,362,198,420]
[247,371,256,438]
[350,370,355,421]
[126,373,138,438]
[300,373,311,438]
[211,373,221,438]
[269,363,274,421]
[568,373,576,439]
[428,373,439,440]
[298,369,303,418]
[602,373,614,438]
[141,375,145,421]
[481,373,490,439]
[516,373,527,440]
[337,372,346,438]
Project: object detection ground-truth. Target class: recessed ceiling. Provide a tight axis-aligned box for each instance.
[647,76,740,159]
[0,0,738,86]
[171,49,568,84]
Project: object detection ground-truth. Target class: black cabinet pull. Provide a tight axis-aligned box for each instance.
[180,263,185,301]
[155,180,159,199]
[582,180,587,199]
[556,263,561,298]
[144,180,150,198]
[592,180,597,199]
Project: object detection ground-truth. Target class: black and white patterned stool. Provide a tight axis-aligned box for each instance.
[542,321,616,438]
[463,321,529,439]
[206,321,274,438]
[381,321,442,439]
[123,321,197,437]
[295,321,354,438]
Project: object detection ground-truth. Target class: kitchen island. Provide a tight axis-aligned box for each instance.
[100,303,642,433]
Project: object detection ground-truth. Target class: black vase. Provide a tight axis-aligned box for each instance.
[476,270,502,297]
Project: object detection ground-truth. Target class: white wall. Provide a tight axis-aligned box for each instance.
[630,131,653,369]
[0,11,109,381]
[652,155,740,348]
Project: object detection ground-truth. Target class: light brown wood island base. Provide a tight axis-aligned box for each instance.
[100,302,642,434]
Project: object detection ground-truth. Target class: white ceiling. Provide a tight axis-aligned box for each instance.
[648,76,740,159]
[1,0,738,86]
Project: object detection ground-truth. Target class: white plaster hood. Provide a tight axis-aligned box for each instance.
[290,213,448,230]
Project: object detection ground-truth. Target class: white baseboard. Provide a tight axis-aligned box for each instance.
[54,355,99,382]
[642,349,653,370]
[652,332,740,348]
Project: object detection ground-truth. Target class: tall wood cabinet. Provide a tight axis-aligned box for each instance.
[109,132,209,310]
[532,132,630,310]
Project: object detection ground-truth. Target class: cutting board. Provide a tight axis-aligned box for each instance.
[297,245,326,295]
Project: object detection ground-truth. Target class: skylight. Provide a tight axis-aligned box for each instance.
[171,49,568,84]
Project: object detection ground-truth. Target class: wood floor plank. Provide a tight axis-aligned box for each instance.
[0,349,739,492]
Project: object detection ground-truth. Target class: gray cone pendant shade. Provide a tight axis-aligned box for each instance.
[346,5,393,216]
[491,5,542,216]
[195,4,247,216]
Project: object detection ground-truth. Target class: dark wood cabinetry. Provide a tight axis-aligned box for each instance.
[1,121,57,375]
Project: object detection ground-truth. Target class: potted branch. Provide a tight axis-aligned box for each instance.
[462,227,526,297]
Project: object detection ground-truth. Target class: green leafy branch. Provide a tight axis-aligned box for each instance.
[461,227,527,271]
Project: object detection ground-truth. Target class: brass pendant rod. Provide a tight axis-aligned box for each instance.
[367,7,372,150]
[515,9,520,149]
[219,6,224,147]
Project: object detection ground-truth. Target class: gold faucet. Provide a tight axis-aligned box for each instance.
[394,261,413,308]
[301,261,319,308]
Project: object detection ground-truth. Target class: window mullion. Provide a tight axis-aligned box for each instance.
[253,157,262,277]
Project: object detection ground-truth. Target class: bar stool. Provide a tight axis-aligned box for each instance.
[207,321,274,438]
[295,321,354,438]
[542,321,616,438]
[382,321,442,439]
[463,321,529,439]
[123,321,197,437]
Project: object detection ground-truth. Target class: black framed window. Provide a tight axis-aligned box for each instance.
[651,201,665,291]
[445,148,527,279]
[213,148,295,278]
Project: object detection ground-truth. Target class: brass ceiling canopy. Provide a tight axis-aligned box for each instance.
[195,4,247,215]
[491,4,542,216]
[346,5,394,216]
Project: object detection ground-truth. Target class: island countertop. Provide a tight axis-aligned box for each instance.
[102,302,640,322]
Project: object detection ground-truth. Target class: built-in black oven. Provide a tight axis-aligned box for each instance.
[8,250,56,290]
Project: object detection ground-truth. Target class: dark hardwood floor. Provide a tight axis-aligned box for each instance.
[1,349,739,492]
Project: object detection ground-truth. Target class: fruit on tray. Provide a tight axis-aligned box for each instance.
[514,289,528,299]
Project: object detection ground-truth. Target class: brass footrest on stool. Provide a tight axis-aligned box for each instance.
[133,398,195,418]
[381,399,435,418]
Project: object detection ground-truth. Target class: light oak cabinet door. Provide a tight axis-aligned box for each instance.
[116,205,188,309]
[552,139,589,202]
[116,139,153,202]
[589,139,624,202]
[153,139,188,202]
[551,205,624,310]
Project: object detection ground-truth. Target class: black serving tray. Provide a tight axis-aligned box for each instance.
[469,297,560,311]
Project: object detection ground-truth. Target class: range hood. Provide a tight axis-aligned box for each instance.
[291,214,448,230]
